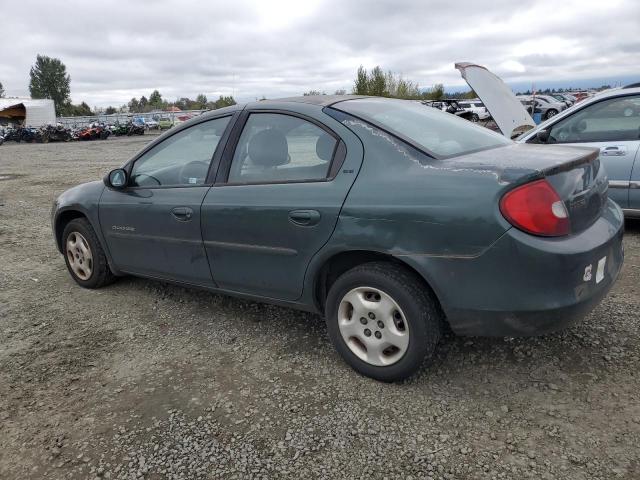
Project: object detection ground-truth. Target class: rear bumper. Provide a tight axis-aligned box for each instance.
[404,199,624,337]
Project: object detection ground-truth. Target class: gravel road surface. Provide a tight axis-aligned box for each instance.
[1,137,639,479]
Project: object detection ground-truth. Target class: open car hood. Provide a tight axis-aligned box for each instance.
[455,62,535,139]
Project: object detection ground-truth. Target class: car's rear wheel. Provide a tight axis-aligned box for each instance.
[545,109,558,120]
[62,218,115,289]
[325,262,442,382]
[470,113,479,122]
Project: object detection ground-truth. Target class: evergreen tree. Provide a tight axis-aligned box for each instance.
[29,55,71,115]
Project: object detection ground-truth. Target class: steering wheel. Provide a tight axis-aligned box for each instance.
[132,173,161,186]
[179,161,210,185]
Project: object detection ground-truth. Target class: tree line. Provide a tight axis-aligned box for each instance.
[14,54,236,117]
[302,65,469,101]
[3,56,616,118]
[126,91,236,114]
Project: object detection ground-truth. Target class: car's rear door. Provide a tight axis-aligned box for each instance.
[99,115,234,286]
[201,107,363,301]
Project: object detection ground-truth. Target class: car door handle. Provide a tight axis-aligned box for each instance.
[288,209,321,226]
[171,206,193,221]
[600,146,627,156]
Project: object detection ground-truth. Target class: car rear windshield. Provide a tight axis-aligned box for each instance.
[333,98,511,158]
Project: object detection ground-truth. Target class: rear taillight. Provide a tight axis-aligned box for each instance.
[500,179,569,236]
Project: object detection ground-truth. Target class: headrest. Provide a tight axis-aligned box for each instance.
[316,133,336,161]
[248,129,289,167]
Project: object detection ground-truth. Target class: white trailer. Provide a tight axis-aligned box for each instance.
[0,98,56,127]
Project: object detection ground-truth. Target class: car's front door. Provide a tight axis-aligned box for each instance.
[534,94,640,208]
[99,115,233,286]
[201,110,363,301]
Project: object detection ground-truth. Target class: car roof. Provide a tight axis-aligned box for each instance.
[588,86,640,99]
[193,95,369,123]
[261,94,368,107]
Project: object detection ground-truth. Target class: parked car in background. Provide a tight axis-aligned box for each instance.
[456,62,640,218]
[145,119,160,130]
[520,89,640,217]
[571,91,591,102]
[517,95,566,120]
[550,94,572,107]
[457,100,491,122]
[421,99,476,121]
[553,93,577,106]
[530,95,567,118]
[52,95,623,381]
[157,117,174,130]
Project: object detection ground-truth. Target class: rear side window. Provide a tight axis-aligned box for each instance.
[228,113,337,183]
[547,95,640,143]
[333,98,510,158]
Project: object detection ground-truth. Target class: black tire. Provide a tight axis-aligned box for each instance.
[62,218,115,289]
[325,261,442,382]
[545,109,558,120]
[470,113,479,122]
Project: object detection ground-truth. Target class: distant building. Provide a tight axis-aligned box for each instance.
[0,98,56,126]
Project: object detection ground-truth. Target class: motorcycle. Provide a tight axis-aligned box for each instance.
[77,123,110,141]
[127,123,145,136]
[111,122,129,136]
[41,124,73,142]
[14,126,42,143]
[2,127,20,142]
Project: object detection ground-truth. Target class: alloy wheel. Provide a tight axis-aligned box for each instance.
[66,232,93,280]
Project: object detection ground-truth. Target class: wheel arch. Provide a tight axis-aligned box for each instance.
[54,209,88,253]
[312,249,446,320]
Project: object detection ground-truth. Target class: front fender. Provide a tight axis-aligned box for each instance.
[52,181,112,265]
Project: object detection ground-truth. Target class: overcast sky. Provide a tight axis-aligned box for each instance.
[1,0,638,107]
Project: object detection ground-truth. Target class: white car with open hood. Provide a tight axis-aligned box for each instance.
[456,62,640,217]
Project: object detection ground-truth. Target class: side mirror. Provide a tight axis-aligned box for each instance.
[536,129,551,143]
[104,168,128,189]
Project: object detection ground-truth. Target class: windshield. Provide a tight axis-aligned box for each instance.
[334,97,510,158]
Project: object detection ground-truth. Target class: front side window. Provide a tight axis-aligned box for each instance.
[130,116,230,187]
[334,97,510,158]
[228,113,337,183]
[547,95,640,143]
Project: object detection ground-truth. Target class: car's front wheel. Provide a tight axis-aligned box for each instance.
[325,262,442,382]
[62,218,115,288]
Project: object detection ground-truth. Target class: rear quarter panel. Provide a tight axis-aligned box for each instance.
[328,118,512,258]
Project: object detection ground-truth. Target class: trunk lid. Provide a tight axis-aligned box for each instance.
[445,143,608,234]
[455,62,536,139]
[544,149,608,234]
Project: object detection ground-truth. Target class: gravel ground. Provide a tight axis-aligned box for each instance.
[1,137,639,480]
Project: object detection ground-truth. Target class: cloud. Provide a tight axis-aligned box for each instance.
[1,0,637,107]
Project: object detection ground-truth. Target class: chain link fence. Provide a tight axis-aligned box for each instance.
[55,110,208,128]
